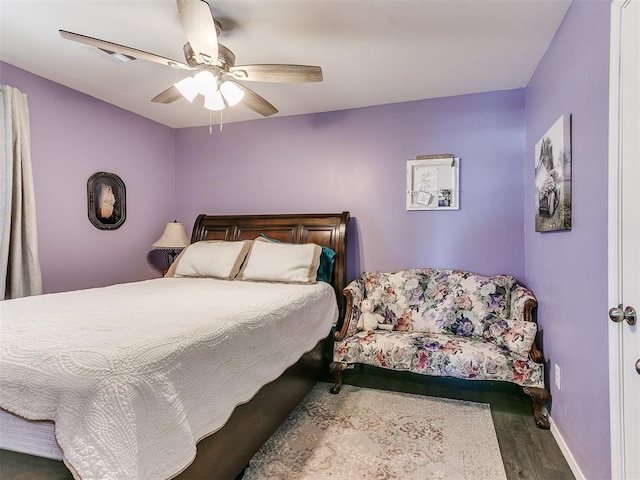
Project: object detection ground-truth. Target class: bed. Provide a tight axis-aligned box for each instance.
[0,212,350,480]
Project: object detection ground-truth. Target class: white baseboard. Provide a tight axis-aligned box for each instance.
[548,413,586,480]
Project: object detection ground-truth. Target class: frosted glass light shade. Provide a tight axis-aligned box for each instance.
[220,81,244,106]
[152,222,190,250]
[193,70,218,96]
[204,90,225,111]
[174,77,198,102]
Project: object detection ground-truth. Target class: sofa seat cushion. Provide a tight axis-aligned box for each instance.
[334,331,544,388]
[363,269,515,335]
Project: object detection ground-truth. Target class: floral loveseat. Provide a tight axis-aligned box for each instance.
[330,269,551,429]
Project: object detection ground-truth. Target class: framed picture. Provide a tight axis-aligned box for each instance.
[406,156,460,210]
[87,172,126,230]
[534,115,572,232]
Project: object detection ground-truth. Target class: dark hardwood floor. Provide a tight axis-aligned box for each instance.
[1,366,574,480]
[0,449,72,480]
[329,364,575,480]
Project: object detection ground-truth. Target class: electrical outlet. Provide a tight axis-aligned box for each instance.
[555,364,561,390]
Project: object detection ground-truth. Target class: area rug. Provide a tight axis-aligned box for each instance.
[243,383,507,480]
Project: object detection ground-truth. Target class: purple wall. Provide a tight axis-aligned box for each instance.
[524,0,611,478]
[4,16,611,474]
[0,62,176,293]
[175,90,526,283]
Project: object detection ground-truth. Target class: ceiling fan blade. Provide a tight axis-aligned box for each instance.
[177,0,219,65]
[228,64,323,83]
[151,86,183,104]
[59,30,190,70]
[231,81,278,117]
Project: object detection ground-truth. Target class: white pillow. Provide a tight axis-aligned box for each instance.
[241,240,321,284]
[174,240,252,279]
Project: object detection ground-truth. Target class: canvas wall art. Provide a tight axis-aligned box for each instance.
[534,115,572,232]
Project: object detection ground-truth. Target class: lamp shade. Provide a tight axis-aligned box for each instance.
[174,77,198,103]
[220,81,245,106]
[193,70,217,95]
[152,222,190,250]
[204,90,225,111]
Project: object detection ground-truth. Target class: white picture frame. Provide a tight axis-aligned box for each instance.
[406,157,460,210]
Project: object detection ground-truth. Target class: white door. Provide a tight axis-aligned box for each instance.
[608,1,640,478]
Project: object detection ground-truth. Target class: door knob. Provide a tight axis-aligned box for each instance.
[636,359,640,375]
[609,305,637,326]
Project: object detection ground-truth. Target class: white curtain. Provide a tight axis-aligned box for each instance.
[0,85,42,299]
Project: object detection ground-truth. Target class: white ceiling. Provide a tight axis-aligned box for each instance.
[0,0,571,129]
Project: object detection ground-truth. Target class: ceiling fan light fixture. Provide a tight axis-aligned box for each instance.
[220,81,244,106]
[204,90,225,111]
[174,77,198,102]
[60,0,322,119]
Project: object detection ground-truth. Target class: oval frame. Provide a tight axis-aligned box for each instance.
[87,172,126,230]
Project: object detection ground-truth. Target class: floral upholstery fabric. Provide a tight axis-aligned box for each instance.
[358,269,515,336]
[478,314,537,360]
[509,285,536,321]
[334,331,544,388]
[336,269,543,389]
[343,277,365,340]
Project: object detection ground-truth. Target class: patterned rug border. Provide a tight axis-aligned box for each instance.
[244,382,507,480]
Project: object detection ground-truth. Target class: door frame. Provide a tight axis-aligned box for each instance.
[608,0,632,478]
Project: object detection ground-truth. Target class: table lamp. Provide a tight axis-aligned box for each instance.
[152,221,190,270]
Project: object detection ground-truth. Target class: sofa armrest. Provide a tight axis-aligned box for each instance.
[510,285,544,363]
[510,285,537,323]
[334,277,365,341]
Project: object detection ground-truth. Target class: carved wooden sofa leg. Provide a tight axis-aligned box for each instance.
[523,386,551,429]
[329,361,347,394]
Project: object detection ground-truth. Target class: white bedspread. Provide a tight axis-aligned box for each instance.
[0,278,337,479]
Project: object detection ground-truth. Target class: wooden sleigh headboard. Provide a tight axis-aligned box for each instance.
[191,212,350,315]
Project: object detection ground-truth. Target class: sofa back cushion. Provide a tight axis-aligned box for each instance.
[362,269,515,336]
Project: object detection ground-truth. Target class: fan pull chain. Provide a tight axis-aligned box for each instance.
[208,110,224,136]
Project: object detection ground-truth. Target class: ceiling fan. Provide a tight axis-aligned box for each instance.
[59,0,323,117]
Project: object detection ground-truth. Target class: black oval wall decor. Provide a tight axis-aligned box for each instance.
[87,172,126,230]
